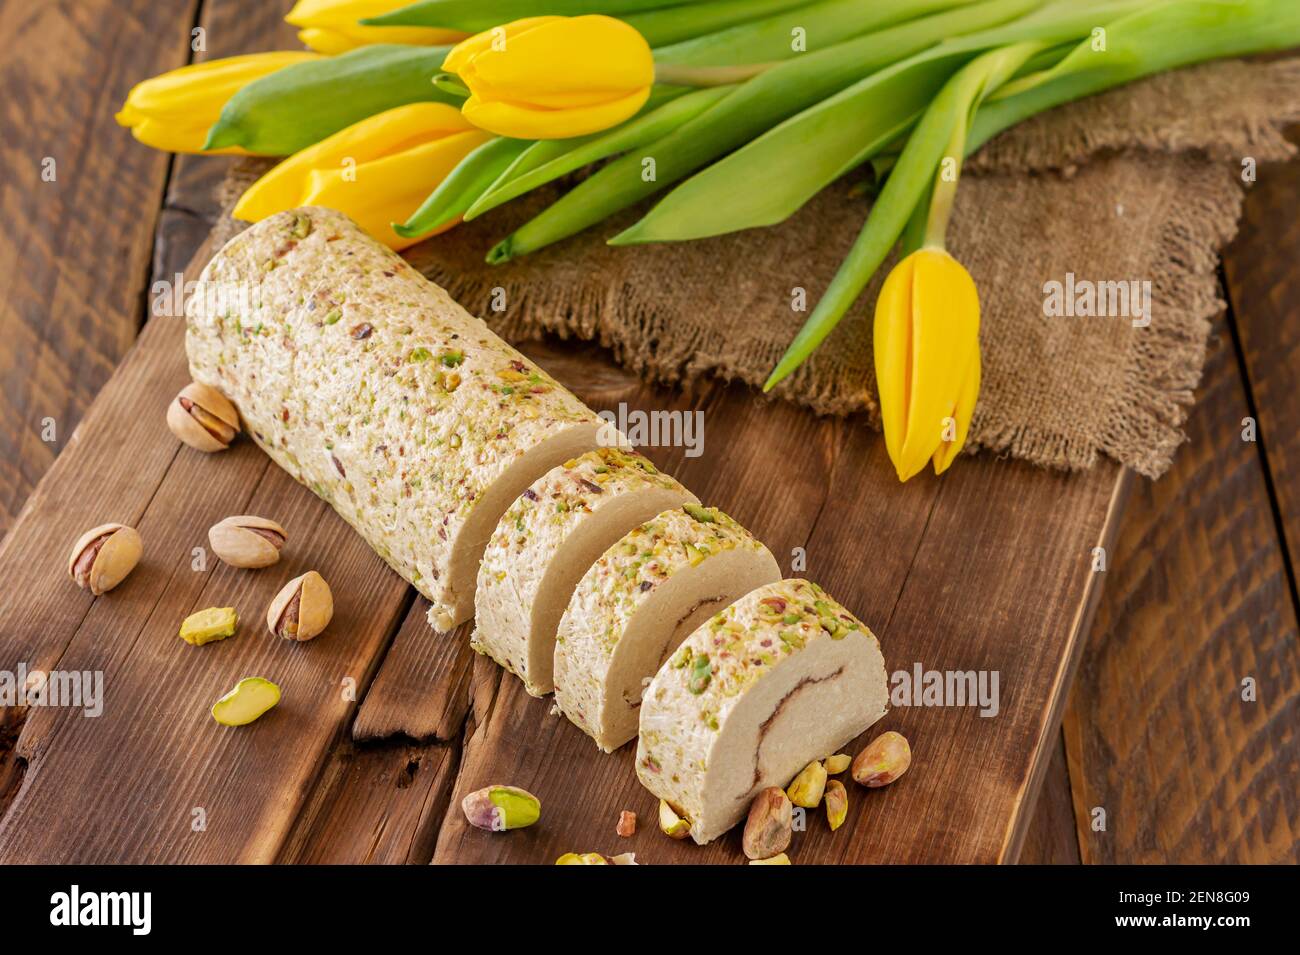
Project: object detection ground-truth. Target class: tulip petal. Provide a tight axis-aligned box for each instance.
[873,252,917,473]
[232,102,475,222]
[932,346,980,475]
[462,87,650,140]
[442,16,561,73]
[894,249,979,478]
[461,16,653,107]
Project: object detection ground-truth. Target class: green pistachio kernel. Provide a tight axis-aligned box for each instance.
[683,503,716,523]
[688,653,712,694]
[408,347,433,362]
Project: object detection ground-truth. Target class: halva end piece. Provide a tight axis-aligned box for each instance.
[635,579,888,845]
[473,448,696,696]
[553,504,780,752]
[184,208,605,631]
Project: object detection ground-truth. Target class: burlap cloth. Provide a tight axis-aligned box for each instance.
[214,58,1300,478]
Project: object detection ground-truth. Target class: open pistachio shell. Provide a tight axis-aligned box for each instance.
[209,515,286,569]
[266,570,333,641]
[67,523,143,595]
[167,381,240,452]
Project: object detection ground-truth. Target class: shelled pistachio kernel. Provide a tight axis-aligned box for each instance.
[180,607,238,646]
[743,786,792,861]
[786,760,828,809]
[658,799,691,840]
[166,382,240,452]
[68,523,142,595]
[824,753,852,775]
[211,677,280,726]
[209,515,286,569]
[266,571,333,641]
[824,779,848,831]
[852,731,912,788]
[461,785,541,831]
[556,853,610,865]
[748,853,791,865]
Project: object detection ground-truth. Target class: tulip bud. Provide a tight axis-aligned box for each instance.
[441,15,654,139]
[874,247,981,482]
[286,0,466,54]
[231,102,491,249]
[114,52,319,154]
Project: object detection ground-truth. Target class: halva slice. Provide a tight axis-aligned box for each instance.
[185,207,605,630]
[553,504,780,752]
[473,448,696,695]
[636,579,888,845]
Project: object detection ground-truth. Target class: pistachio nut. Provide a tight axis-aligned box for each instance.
[824,779,848,831]
[461,785,541,831]
[608,852,638,865]
[167,381,240,452]
[823,753,852,775]
[658,799,691,840]
[180,606,238,646]
[616,810,637,838]
[266,570,333,641]
[748,853,791,865]
[851,730,912,788]
[786,759,828,809]
[209,515,287,569]
[555,852,611,865]
[67,523,142,595]
[742,786,792,861]
[211,677,280,726]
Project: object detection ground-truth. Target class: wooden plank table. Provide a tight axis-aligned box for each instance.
[0,0,1296,865]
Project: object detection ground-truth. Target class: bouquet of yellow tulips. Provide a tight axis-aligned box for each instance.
[116,0,1300,481]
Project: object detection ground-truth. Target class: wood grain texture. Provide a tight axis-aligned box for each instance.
[0,0,199,536]
[1017,734,1083,865]
[1062,317,1300,863]
[1223,129,1300,580]
[279,737,459,864]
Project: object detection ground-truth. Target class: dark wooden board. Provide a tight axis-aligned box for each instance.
[0,0,200,535]
[1061,316,1300,863]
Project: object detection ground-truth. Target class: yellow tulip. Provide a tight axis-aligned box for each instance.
[874,247,982,482]
[286,0,466,54]
[441,15,654,139]
[232,102,491,250]
[114,52,319,154]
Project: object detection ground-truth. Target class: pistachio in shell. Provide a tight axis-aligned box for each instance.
[266,570,333,641]
[209,515,286,569]
[167,381,240,452]
[68,523,142,595]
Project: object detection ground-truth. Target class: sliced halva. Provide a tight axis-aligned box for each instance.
[184,207,604,630]
[553,505,780,752]
[473,448,695,695]
[636,578,888,845]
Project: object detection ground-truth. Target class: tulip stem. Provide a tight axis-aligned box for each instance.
[923,120,967,250]
[652,62,775,87]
